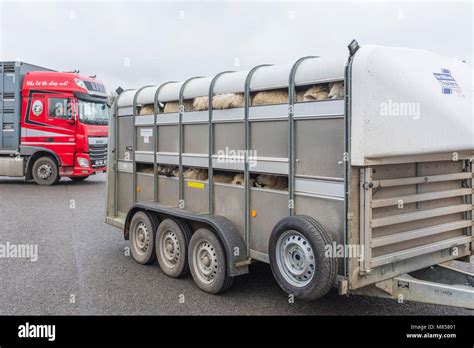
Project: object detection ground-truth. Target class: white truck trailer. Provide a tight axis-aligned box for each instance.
[105,41,474,308]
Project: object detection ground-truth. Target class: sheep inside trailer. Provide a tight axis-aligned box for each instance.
[106,41,474,308]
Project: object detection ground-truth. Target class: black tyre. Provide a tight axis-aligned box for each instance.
[32,156,59,186]
[129,211,158,265]
[69,176,89,182]
[269,215,337,300]
[188,228,233,294]
[156,219,191,278]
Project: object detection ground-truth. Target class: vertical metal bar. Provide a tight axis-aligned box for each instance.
[470,160,473,251]
[178,77,203,209]
[208,71,234,214]
[0,62,4,150]
[132,86,153,204]
[112,88,134,216]
[14,62,21,150]
[112,97,119,217]
[153,81,177,203]
[344,43,358,277]
[359,168,365,273]
[244,64,272,258]
[288,56,318,216]
[362,167,373,273]
[415,162,421,209]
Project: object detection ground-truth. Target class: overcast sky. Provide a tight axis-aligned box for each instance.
[0,0,472,93]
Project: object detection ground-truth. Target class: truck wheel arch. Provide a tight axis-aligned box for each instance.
[124,203,249,277]
[25,149,61,180]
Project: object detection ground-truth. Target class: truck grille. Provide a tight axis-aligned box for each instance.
[88,137,108,168]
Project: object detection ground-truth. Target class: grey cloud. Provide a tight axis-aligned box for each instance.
[1,0,471,93]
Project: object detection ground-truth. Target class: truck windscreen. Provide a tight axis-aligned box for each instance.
[78,100,109,125]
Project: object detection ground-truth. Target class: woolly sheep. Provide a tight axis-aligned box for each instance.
[252,89,288,106]
[213,93,245,109]
[163,99,194,113]
[328,81,344,99]
[213,171,234,184]
[255,174,288,190]
[184,168,208,181]
[139,166,154,174]
[302,84,329,101]
[193,96,209,111]
[157,165,179,177]
[139,104,155,115]
[231,173,255,187]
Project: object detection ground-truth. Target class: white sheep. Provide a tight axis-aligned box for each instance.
[255,174,288,190]
[139,104,155,115]
[302,84,330,101]
[184,168,208,181]
[163,100,194,113]
[328,81,344,99]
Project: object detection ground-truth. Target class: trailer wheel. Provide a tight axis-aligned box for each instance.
[156,219,191,278]
[189,228,233,294]
[269,215,337,300]
[129,211,157,265]
[32,156,59,186]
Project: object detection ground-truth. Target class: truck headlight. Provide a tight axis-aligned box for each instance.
[77,157,90,168]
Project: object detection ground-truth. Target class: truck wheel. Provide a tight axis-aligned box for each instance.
[32,156,59,186]
[188,228,233,294]
[129,211,158,265]
[70,176,89,182]
[269,215,337,300]
[156,219,191,278]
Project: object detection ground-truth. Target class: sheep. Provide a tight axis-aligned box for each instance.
[190,83,336,112]
[157,165,179,177]
[302,84,329,101]
[252,89,288,106]
[213,171,235,184]
[328,81,344,99]
[139,166,154,174]
[231,173,255,187]
[193,96,209,111]
[296,90,306,102]
[139,104,155,115]
[183,168,208,181]
[163,99,194,113]
[255,174,288,190]
[248,84,326,105]
[213,93,245,109]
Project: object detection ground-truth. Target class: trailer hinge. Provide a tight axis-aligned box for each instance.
[347,212,354,220]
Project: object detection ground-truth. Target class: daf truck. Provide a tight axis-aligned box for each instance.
[0,61,109,185]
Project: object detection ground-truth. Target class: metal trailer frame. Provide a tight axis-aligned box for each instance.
[106,40,474,309]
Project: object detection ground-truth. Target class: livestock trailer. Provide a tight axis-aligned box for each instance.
[105,41,474,308]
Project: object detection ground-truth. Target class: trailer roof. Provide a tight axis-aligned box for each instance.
[118,55,345,107]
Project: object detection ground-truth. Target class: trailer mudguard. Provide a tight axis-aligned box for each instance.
[124,202,249,277]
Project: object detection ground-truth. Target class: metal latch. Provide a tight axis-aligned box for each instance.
[362,182,374,190]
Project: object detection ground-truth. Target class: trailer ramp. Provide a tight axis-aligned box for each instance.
[358,160,473,278]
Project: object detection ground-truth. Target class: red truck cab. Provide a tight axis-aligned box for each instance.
[0,64,109,185]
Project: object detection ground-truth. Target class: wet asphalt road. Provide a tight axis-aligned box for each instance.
[0,174,472,315]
